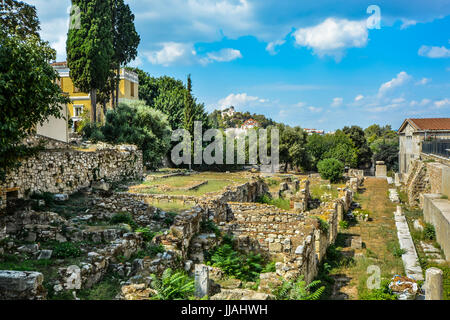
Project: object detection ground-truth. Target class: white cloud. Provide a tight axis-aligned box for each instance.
[308,106,323,113]
[331,97,343,107]
[378,71,411,96]
[391,97,406,104]
[39,17,70,61]
[354,94,364,102]
[266,40,286,55]
[200,48,242,65]
[400,19,417,29]
[127,56,143,68]
[145,43,242,66]
[418,45,450,58]
[416,77,431,85]
[218,93,263,109]
[145,42,196,66]
[292,18,368,60]
[434,98,450,108]
[296,101,306,108]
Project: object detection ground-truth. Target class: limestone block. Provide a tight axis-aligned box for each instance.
[425,267,443,300]
[0,271,46,300]
[194,264,210,298]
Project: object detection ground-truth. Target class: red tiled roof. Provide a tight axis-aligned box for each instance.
[408,118,450,131]
[51,61,67,67]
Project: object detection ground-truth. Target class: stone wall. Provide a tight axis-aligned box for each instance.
[423,194,450,261]
[404,155,450,207]
[155,179,270,260]
[1,140,143,211]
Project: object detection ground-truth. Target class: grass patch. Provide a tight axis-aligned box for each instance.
[256,194,291,210]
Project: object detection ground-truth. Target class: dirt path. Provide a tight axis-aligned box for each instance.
[329,177,404,300]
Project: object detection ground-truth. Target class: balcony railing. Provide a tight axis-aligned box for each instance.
[422,139,450,158]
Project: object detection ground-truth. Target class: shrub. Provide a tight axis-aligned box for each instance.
[261,261,276,273]
[256,194,291,210]
[135,227,155,242]
[424,223,436,240]
[98,102,172,169]
[274,276,325,300]
[150,268,195,300]
[200,220,221,237]
[359,279,397,300]
[163,212,178,227]
[110,212,137,230]
[30,192,55,205]
[317,158,344,183]
[208,243,265,282]
[53,242,81,259]
[313,217,329,234]
[339,220,349,229]
[134,243,165,259]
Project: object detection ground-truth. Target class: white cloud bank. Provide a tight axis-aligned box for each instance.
[378,71,411,96]
[145,43,242,66]
[418,45,450,58]
[292,18,368,60]
[218,93,266,109]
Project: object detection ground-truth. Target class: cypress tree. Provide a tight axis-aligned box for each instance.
[66,0,114,123]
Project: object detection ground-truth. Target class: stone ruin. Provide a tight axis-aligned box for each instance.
[0,171,355,299]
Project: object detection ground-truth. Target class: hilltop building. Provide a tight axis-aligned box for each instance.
[241,118,260,130]
[304,128,325,135]
[221,106,236,118]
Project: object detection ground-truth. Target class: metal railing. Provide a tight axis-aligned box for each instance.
[422,139,450,158]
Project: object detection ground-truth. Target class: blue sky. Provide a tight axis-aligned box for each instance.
[28,0,450,131]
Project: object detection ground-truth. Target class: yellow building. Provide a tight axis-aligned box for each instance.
[51,62,139,132]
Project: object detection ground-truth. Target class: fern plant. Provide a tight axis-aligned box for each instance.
[150,268,195,300]
[274,276,325,300]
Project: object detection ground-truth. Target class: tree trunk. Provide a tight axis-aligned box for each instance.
[111,84,115,109]
[90,88,97,123]
[115,67,120,107]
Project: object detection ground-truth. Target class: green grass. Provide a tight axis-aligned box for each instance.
[309,183,341,200]
[256,194,291,210]
[136,172,248,196]
[146,201,193,214]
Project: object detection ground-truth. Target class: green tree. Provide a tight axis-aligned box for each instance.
[0,7,69,180]
[67,0,114,123]
[109,0,140,108]
[279,124,310,171]
[317,158,344,183]
[183,74,195,135]
[0,0,40,39]
[343,125,372,168]
[93,100,172,169]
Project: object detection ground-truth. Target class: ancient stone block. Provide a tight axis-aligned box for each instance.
[194,264,210,298]
[0,271,46,300]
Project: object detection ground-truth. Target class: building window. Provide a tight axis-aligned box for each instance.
[130,82,135,97]
[73,105,83,117]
